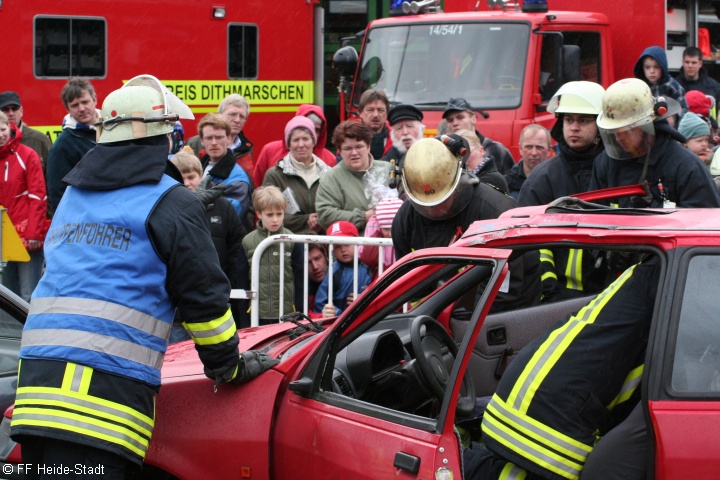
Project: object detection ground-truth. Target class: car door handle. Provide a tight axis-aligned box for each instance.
[394,451,420,474]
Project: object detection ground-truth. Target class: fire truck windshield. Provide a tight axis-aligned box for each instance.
[353,22,530,110]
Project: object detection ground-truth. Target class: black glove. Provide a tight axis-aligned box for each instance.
[204,350,279,389]
[194,182,226,208]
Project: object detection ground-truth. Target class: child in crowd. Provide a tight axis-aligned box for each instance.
[314,221,373,318]
[359,197,404,280]
[169,149,248,339]
[633,46,689,125]
[242,186,303,323]
[679,112,713,165]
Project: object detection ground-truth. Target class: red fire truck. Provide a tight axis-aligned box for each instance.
[336,0,682,158]
[0,0,325,153]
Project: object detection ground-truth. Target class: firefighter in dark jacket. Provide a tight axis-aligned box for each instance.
[10,75,277,479]
[465,255,661,480]
[589,77,720,209]
[518,81,610,303]
[392,135,541,313]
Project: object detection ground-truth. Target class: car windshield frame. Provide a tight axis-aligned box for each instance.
[352,21,530,110]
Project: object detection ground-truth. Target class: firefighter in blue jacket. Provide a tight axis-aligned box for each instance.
[464,255,661,480]
[10,75,277,479]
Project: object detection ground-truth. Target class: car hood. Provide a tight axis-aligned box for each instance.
[161,320,331,380]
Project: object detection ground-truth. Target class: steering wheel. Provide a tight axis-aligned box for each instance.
[494,75,522,90]
[411,315,476,416]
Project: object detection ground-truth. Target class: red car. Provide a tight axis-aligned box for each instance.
[2,197,720,479]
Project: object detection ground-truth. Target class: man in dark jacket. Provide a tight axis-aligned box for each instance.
[11,75,276,478]
[675,46,720,109]
[443,97,515,174]
[0,91,53,172]
[186,93,254,179]
[392,136,541,313]
[590,78,720,209]
[518,82,610,304]
[46,78,99,216]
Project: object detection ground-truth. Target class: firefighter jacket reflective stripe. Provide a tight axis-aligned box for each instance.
[12,359,157,464]
[482,258,660,480]
[539,249,609,303]
[20,175,178,386]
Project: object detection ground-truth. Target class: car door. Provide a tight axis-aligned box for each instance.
[648,248,720,479]
[0,286,25,413]
[271,247,510,479]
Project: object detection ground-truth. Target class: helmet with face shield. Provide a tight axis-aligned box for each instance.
[596,78,681,160]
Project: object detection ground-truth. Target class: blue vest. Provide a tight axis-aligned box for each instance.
[20,175,179,385]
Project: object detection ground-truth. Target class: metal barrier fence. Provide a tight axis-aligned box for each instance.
[230,234,394,327]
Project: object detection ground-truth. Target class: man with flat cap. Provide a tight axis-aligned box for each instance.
[442,97,515,174]
[0,91,53,171]
[382,104,425,166]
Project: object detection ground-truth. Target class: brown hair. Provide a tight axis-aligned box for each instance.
[170,149,203,176]
[252,186,287,213]
[359,88,390,112]
[198,112,231,138]
[331,120,373,149]
[60,78,96,109]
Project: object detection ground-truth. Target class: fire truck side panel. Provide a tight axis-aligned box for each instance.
[1,0,321,153]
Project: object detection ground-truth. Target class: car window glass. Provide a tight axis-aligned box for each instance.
[0,289,24,376]
[671,255,720,393]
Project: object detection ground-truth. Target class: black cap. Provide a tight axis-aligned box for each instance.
[0,91,21,110]
[387,104,423,125]
[442,97,472,119]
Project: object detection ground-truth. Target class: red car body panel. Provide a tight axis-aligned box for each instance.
[6,205,720,478]
[650,400,720,479]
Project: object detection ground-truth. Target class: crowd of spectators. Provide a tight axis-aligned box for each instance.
[6,43,720,327]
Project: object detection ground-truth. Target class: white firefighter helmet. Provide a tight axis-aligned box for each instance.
[97,74,194,144]
[595,78,684,159]
[401,137,474,220]
[548,81,605,115]
[596,78,656,131]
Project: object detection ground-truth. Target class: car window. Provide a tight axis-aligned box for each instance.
[671,255,720,394]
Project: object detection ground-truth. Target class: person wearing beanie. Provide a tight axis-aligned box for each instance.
[359,196,404,280]
[313,221,372,318]
[685,90,719,147]
[253,104,336,188]
[678,112,712,164]
[262,115,332,233]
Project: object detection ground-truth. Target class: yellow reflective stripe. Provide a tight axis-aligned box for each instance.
[541,271,558,281]
[508,265,637,412]
[60,363,93,393]
[15,386,154,434]
[61,363,77,391]
[484,404,583,479]
[79,366,93,395]
[607,364,644,410]
[500,462,528,480]
[183,308,236,346]
[12,408,148,458]
[487,395,592,459]
[539,249,555,267]
[564,249,583,291]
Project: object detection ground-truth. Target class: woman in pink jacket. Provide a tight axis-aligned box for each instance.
[0,112,48,301]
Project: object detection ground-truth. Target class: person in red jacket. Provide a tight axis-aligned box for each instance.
[253,104,336,187]
[0,112,48,301]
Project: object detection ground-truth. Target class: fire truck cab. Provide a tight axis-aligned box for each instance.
[336,0,673,158]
